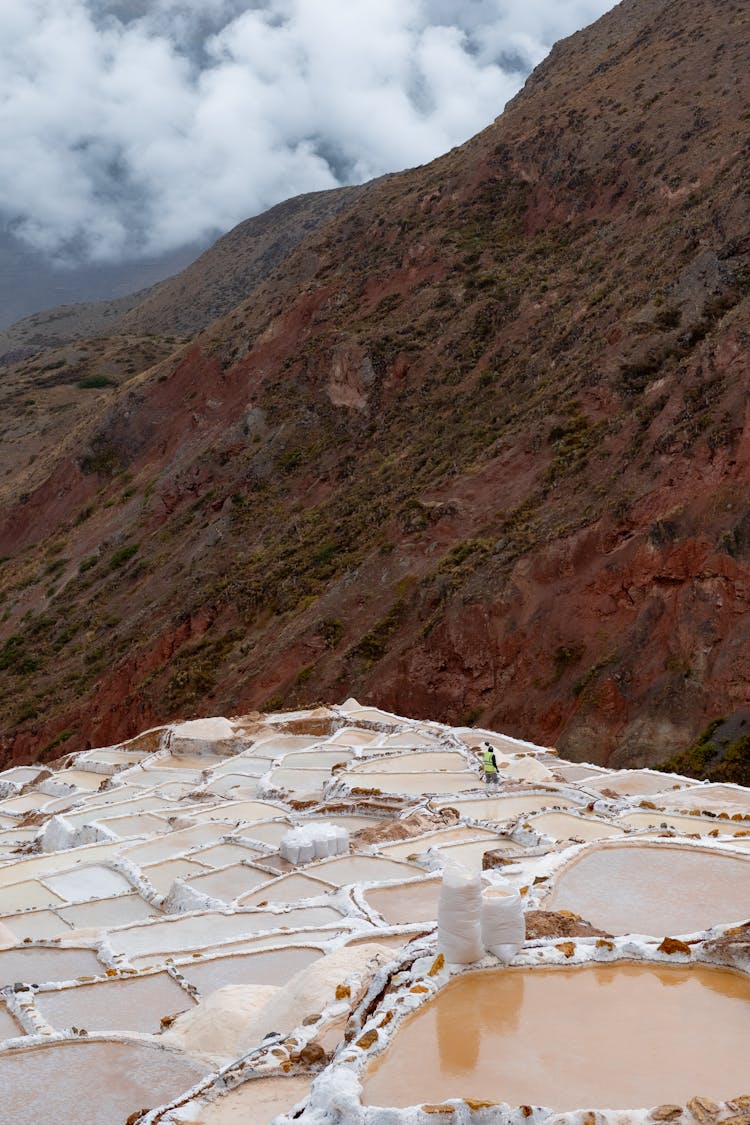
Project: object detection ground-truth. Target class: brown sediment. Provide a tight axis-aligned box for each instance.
[525,910,612,939]
[351,811,446,847]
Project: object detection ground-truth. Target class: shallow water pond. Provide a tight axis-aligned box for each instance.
[546,842,750,935]
[0,1039,208,1125]
[433,793,579,820]
[36,970,194,1034]
[0,947,103,988]
[363,964,750,1111]
[363,879,441,926]
[180,945,324,995]
[528,811,625,842]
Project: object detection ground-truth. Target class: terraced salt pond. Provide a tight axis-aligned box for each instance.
[180,946,324,993]
[0,702,748,1123]
[108,905,344,959]
[0,947,103,987]
[0,1040,208,1125]
[346,771,478,794]
[0,1005,20,1041]
[362,964,750,1111]
[363,879,442,925]
[618,809,750,835]
[529,811,626,841]
[546,842,750,934]
[433,792,580,820]
[239,872,334,906]
[347,751,469,773]
[36,971,194,1034]
[651,783,750,817]
[2,909,71,941]
[583,769,696,797]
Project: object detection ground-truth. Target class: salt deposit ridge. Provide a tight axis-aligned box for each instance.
[0,700,748,1123]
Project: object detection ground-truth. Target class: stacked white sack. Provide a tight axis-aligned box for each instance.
[481,882,525,962]
[437,861,483,964]
[279,823,349,863]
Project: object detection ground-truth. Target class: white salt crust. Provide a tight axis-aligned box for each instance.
[0,702,747,1125]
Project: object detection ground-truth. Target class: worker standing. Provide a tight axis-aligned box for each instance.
[482,742,499,785]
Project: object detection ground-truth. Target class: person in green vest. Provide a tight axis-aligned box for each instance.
[482,742,499,785]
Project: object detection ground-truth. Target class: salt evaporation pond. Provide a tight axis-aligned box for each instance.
[58,893,158,929]
[181,945,324,994]
[529,811,625,841]
[346,771,478,794]
[4,699,750,1121]
[0,1040,208,1125]
[364,879,441,925]
[0,1002,20,1041]
[2,909,72,941]
[546,842,750,934]
[618,810,750,835]
[36,971,195,1034]
[362,964,750,1111]
[347,751,468,773]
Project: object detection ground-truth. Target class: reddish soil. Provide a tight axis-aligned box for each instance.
[2,0,750,768]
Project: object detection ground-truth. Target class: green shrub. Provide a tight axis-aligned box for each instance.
[439,540,491,572]
[318,618,344,648]
[276,449,305,472]
[77,375,114,389]
[39,727,75,757]
[0,634,23,671]
[553,644,584,679]
[264,693,286,712]
[295,663,315,685]
[110,544,139,569]
[349,600,405,665]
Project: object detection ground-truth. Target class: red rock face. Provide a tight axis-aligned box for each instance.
[2,0,750,768]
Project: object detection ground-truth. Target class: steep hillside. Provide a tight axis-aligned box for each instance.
[0,187,361,361]
[2,0,750,769]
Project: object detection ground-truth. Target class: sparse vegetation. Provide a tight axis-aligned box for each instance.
[658,716,750,786]
[38,728,76,758]
[109,544,140,570]
[77,375,114,389]
[318,618,344,648]
[349,600,406,666]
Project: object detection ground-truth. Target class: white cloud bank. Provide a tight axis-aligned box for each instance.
[0,0,615,263]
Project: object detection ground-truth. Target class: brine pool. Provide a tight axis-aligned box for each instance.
[0,1039,208,1125]
[362,964,750,1111]
[545,842,750,935]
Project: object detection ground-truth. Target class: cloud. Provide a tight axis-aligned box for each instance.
[0,0,615,263]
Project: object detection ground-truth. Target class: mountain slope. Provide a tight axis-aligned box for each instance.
[2,0,750,769]
[0,187,361,361]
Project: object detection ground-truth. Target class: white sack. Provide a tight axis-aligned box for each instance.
[438,861,483,964]
[481,883,525,962]
[279,823,349,863]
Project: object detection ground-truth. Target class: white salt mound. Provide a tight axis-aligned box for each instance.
[500,758,554,782]
[164,985,280,1064]
[165,942,394,1064]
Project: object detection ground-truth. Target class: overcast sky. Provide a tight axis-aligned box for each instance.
[0,0,616,268]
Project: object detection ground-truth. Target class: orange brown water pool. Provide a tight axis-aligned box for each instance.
[362,964,750,1111]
